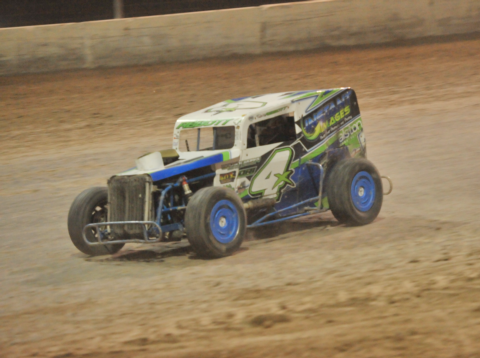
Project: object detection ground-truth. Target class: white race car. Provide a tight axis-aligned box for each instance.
[68,89,389,258]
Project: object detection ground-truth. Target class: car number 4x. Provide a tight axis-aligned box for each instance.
[249,147,296,201]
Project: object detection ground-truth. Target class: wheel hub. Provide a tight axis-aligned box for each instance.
[358,187,365,197]
[210,200,240,244]
[219,216,227,228]
[351,171,376,212]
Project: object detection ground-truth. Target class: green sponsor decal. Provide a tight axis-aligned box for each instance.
[283,91,317,99]
[239,158,261,168]
[302,105,351,141]
[265,106,289,116]
[314,196,329,209]
[339,118,364,153]
[222,151,231,161]
[291,117,363,169]
[176,119,232,129]
[238,167,256,178]
[239,190,249,198]
[303,89,341,111]
[286,89,341,111]
[222,163,239,170]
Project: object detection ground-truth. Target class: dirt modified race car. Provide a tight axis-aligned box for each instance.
[68,89,392,258]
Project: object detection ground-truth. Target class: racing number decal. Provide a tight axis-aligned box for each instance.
[249,148,295,201]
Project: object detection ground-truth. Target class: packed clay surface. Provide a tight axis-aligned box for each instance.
[1,37,480,357]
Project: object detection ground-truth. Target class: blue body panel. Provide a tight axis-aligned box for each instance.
[149,153,224,181]
[273,162,322,217]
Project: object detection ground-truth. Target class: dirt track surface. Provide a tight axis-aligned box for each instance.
[1,38,480,357]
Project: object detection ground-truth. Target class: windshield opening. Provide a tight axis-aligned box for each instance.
[179,126,235,152]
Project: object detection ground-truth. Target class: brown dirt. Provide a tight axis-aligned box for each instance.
[1,37,480,358]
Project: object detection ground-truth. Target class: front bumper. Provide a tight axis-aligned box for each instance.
[82,221,163,246]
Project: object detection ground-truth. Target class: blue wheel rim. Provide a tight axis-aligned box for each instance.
[210,199,239,244]
[351,171,376,212]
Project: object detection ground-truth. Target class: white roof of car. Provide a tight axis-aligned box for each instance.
[176,90,323,123]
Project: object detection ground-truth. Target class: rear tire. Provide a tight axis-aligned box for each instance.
[68,187,124,256]
[185,187,246,258]
[327,158,383,226]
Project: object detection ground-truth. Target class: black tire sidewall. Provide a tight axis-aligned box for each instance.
[186,187,246,258]
[327,158,383,226]
[68,187,124,256]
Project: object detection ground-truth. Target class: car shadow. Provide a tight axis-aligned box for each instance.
[88,241,192,263]
[87,214,339,263]
[247,212,340,241]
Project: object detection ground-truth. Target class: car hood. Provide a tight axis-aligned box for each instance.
[117,149,238,182]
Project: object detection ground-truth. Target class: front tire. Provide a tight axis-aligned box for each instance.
[68,187,124,256]
[185,187,246,258]
[327,158,383,226]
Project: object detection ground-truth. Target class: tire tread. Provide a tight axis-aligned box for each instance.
[327,158,383,226]
[68,187,124,256]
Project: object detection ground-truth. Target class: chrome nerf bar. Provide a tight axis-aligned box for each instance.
[82,221,163,246]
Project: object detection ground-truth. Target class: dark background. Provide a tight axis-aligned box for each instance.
[0,0,306,28]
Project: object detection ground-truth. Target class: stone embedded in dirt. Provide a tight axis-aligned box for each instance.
[124,337,150,346]
[52,353,74,358]
[249,313,291,328]
[123,334,179,346]
[162,333,179,344]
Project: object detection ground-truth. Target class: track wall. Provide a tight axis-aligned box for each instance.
[1,0,479,75]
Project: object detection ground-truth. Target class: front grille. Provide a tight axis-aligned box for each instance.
[108,174,153,239]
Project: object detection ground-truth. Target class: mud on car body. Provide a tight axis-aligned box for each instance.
[68,89,391,258]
